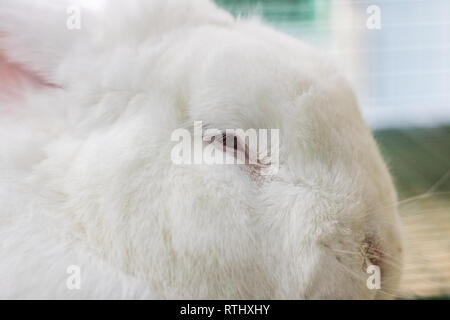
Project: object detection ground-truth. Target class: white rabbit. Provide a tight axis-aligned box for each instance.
[0,0,403,299]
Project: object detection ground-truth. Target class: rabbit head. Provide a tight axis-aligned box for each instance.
[0,0,403,299]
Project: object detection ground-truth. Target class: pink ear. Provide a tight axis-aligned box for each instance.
[0,51,53,102]
[0,0,83,91]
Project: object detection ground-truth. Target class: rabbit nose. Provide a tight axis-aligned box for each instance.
[361,236,384,268]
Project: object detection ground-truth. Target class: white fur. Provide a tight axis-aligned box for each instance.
[0,0,403,299]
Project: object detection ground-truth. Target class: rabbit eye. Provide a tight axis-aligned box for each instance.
[202,129,273,176]
[221,133,238,151]
[204,131,238,151]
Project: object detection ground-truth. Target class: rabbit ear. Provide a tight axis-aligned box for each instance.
[0,0,101,84]
[0,51,52,102]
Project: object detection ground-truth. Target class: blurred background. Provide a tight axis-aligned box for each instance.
[215,0,450,299]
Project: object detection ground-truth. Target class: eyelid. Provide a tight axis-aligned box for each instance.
[203,130,249,155]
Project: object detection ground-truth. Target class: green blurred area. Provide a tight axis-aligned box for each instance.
[215,0,331,40]
[375,127,450,200]
[215,0,326,21]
